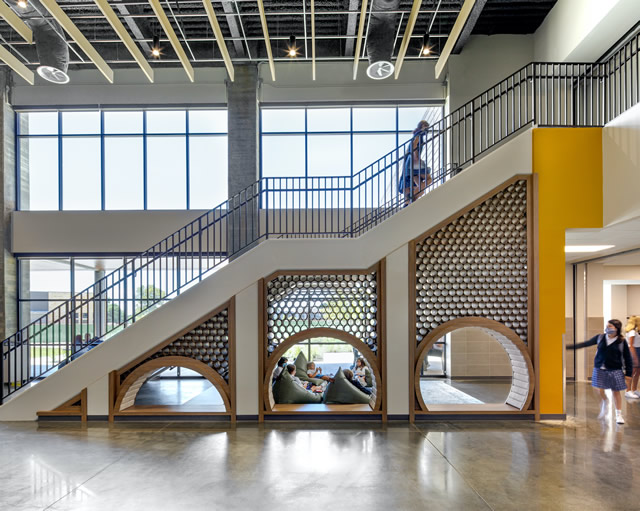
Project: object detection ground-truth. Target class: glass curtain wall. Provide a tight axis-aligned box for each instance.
[17,109,228,211]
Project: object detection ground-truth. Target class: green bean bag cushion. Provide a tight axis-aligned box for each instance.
[323,368,371,405]
[272,370,323,404]
[294,352,324,385]
[363,367,373,387]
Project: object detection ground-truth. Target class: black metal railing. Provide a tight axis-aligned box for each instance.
[3,29,640,403]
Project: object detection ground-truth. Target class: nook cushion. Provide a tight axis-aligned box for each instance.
[272,370,323,404]
[323,368,371,404]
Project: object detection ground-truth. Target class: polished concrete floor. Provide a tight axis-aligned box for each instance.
[2,382,640,510]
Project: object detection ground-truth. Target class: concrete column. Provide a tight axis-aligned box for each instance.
[226,65,260,257]
[0,70,16,339]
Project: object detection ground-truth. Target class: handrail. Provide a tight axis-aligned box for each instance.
[2,29,640,403]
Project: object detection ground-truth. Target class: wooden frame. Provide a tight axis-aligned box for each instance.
[109,299,236,422]
[262,327,383,413]
[409,175,537,418]
[38,388,87,422]
[113,356,231,416]
[413,318,535,413]
[260,263,387,420]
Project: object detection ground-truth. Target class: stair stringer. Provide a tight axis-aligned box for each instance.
[0,127,533,421]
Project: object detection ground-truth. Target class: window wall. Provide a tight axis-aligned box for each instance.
[17,109,228,211]
[260,105,444,179]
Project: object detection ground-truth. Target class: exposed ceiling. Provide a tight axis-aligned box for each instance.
[0,0,556,74]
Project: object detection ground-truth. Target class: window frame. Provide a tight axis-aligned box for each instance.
[259,102,445,181]
[15,107,228,211]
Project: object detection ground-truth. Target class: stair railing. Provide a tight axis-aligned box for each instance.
[2,29,639,403]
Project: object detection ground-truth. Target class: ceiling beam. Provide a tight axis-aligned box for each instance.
[344,0,359,56]
[202,0,234,81]
[94,0,154,82]
[451,0,486,54]
[393,0,421,80]
[0,44,34,84]
[39,0,114,83]
[311,0,316,80]
[221,1,245,58]
[256,0,275,81]
[435,0,476,79]
[0,2,32,43]
[352,0,368,80]
[148,0,194,82]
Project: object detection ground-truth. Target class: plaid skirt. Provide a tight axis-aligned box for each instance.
[592,367,627,391]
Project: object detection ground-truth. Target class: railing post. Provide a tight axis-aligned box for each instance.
[470,101,475,164]
[198,217,203,282]
[265,178,269,240]
[532,63,537,124]
[350,173,354,238]
[0,340,4,404]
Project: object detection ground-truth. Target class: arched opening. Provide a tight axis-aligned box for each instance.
[114,356,231,416]
[414,318,534,413]
[264,327,382,413]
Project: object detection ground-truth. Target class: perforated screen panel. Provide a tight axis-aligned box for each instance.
[414,180,529,344]
[265,273,379,355]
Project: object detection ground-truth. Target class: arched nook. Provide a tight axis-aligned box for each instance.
[263,327,382,414]
[108,301,235,421]
[114,356,231,416]
[412,318,534,416]
[260,267,386,419]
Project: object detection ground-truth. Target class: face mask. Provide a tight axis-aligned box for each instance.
[605,327,616,336]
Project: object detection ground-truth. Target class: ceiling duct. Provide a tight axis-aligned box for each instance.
[21,0,69,84]
[366,0,399,80]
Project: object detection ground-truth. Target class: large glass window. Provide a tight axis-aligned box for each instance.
[17,108,228,211]
[260,105,443,179]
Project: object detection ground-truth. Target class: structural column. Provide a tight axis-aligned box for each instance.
[226,65,260,257]
[0,70,17,339]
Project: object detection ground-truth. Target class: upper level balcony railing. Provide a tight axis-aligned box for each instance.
[2,28,639,403]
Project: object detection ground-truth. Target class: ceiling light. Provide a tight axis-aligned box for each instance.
[421,33,431,56]
[287,35,298,58]
[17,0,27,8]
[151,35,161,58]
[564,245,615,253]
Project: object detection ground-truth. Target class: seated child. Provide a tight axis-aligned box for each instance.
[287,364,324,393]
[343,369,372,395]
[273,357,288,381]
[354,357,371,387]
[307,362,333,382]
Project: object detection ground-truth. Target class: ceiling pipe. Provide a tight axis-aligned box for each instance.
[21,0,69,83]
[366,0,399,80]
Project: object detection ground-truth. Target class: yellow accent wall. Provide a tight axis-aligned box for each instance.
[533,128,603,415]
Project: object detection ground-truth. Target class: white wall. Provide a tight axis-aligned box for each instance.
[260,60,445,103]
[603,102,640,227]
[534,0,640,62]
[385,244,409,416]
[13,68,228,106]
[0,128,533,420]
[235,283,259,417]
[447,35,534,111]
[12,61,445,108]
[628,286,640,315]
[12,210,208,254]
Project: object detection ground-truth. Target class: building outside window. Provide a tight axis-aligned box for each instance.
[16,108,228,211]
